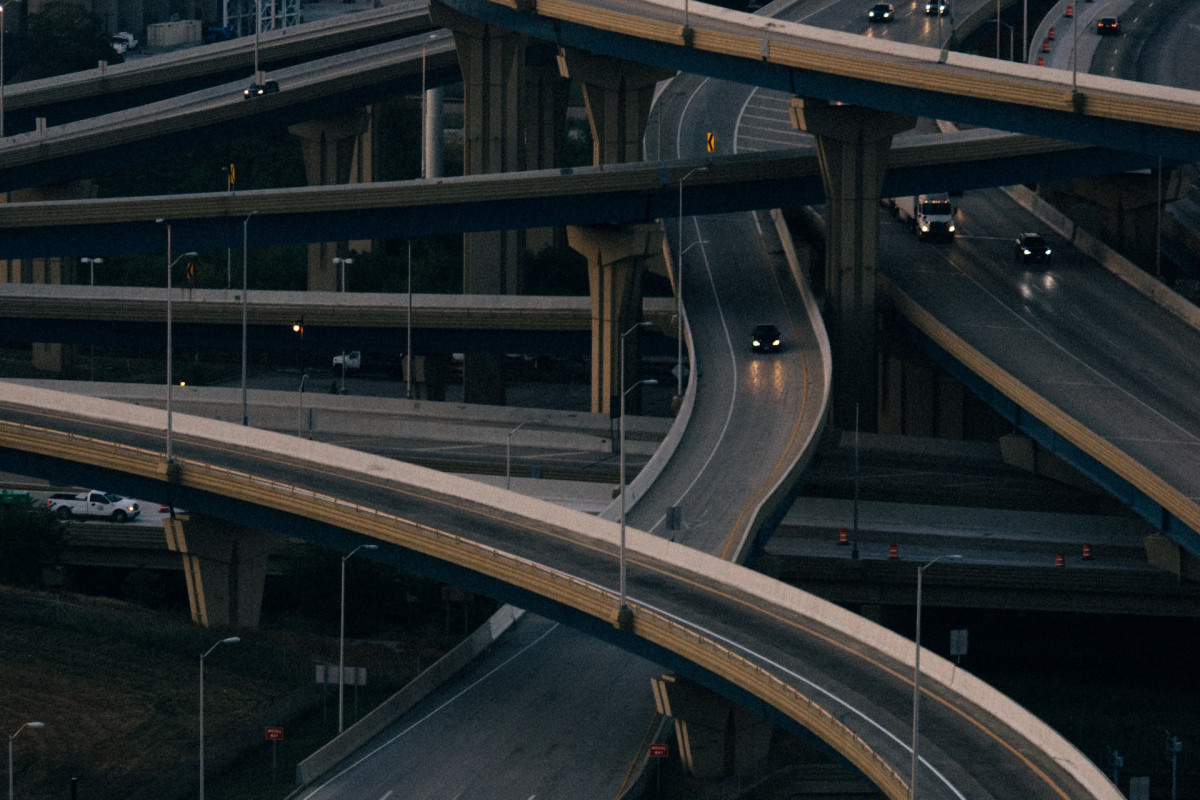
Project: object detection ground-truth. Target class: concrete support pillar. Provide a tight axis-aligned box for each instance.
[789,98,914,431]
[556,47,672,166]
[568,224,662,415]
[524,57,571,255]
[164,514,273,629]
[289,111,371,291]
[424,87,445,180]
[1,180,96,373]
[651,674,772,780]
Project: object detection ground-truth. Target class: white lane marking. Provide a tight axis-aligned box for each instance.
[297,623,560,799]
[378,791,393,800]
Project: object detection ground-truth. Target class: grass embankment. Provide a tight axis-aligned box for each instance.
[0,585,469,800]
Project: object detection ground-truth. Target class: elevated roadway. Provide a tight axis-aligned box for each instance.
[435,0,1200,161]
[0,133,1161,258]
[0,31,460,192]
[0,382,1125,800]
[1,2,436,132]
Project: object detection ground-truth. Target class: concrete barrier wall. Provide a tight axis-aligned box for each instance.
[1004,183,1200,333]
[295,605,525,786]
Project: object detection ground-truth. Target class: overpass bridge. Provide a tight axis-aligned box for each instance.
[0,382,1128,800]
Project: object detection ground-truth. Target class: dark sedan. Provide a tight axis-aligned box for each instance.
[1015,233,1053,264]
[752,324,782,352]
[868,3,895,21]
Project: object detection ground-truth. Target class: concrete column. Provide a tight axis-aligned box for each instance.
[568,224,662,415]
[556,48,672,166]
[651,674,772,780]
[1,180,96,372]
[789,98,915,431]
[433,1,541,405]
[164,514,273,629]
[289,111,370,291]
[524,56,571,256]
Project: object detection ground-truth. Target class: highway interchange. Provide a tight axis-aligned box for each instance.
[1,0,1198,797]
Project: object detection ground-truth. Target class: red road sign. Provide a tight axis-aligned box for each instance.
[265,726,284,741]
[649,743,669,758]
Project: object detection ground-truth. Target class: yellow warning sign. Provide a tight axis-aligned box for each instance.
[706,132,715,152]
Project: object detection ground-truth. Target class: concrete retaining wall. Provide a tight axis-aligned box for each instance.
[294,604,525,786]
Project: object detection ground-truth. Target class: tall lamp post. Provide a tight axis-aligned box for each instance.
[241,211,257,426]
[339,543,379,733]
[676,166,708,398]
[506,420,529,491]
[82,257,103,286]
[8,721,44,800]
[910,553,961,800]
[333,257,353,293]
[156,218,197,463]
[199,637,239,800]
[619,321,656,617]
[1,3,6,139]
[406,239,413,399]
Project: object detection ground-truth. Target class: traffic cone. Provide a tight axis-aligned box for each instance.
[1082,544,1093,560]
[1037,56,1045,65]
[838,528,849,545]
[1048,27,1056,40]
[1042,38,1051,53]
[1065,4,1073,16]
[888,543,899,560]
[1055,553,1065,567]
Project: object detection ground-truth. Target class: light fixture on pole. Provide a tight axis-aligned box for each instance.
[156,218,197,464]
[200,637,239,800]
[676,166,708,398]
[619,320,656,622]
[910,553,961,800]
[8,721,44,800]
[406,239,413,399]
[81,257,103,286]
[1,3,6,140]
[241,211,257,427]
[339,543,379,733]
[333,257,353,293]
[506,420,529,491]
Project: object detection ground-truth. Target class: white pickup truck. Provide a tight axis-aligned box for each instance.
[45,490,141,522]
[332,350,361,370]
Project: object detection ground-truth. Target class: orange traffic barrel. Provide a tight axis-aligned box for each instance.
[1055,553,1065,567]
[1065,4,1073,16]
[1048,27,1056,40]
[1041,38,1051,52]
[888,543,899,560]
[1037,56,1045,65]
[838,528,849,545]
[1082,544,1093,560]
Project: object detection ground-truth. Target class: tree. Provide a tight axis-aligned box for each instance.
[0,500,65,587]
[25,1,122,79]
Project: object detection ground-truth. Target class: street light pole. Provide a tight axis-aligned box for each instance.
[676,166,708,398]
[339,543,378,733]
[619,321,656,616]
[8,722,44,800]
[1,4,6,139]
[241,211,257,426]
[910,554,961,800]
[406,239,413,399]
[333,257,353,293]
[506,420,529,491]
[156,219,197,463]
[82,257,103,286]
[200,637,239,800]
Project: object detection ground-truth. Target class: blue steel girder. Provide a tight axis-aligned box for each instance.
[896,312,1200,561]
[433,0,1200,164]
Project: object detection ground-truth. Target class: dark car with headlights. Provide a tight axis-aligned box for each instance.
[1015,233,1052,264]
[752,324,782,353]
[244,80,280,98]
[868,3,894,21]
